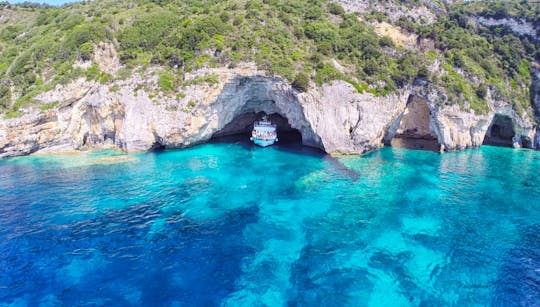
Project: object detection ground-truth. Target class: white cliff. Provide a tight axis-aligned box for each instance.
[0,61,539,158]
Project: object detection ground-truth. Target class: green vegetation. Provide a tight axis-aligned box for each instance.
[157,72,175,91]
[394,0,538,114]
[292,72,310,92]
[0,0,537,117]
[109,84,120,92]
[40,101,58,111]
[183,100,198,113]
[184,74,219,86]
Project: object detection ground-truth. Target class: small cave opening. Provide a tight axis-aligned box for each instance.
[210,111,303,147]
[483,114,516,147]
[389,95,440,152]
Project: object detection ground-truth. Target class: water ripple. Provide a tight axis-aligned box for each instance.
[0,145,539,305]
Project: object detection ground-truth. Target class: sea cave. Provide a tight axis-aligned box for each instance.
[388,95,440,151]
[483,114,516,147]
[206,76,321,149]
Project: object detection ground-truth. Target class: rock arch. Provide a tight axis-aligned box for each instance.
[180,75,323,149]
[386,95,440,151]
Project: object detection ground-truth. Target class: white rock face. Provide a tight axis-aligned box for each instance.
[429,103,491,151]
[94,42,120,75]
[388,84,537,152]
[477,17,537,38]
[337,0,439,25]
[0,63,539,158]
[531,67,540,148]
[301,81,409,154]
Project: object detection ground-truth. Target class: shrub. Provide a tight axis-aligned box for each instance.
[292,72,310,92]
[118,12,180,51]
[315,64,344,84]
[9,51,33,76]
[476,83,487,98]
[185,74,219,86]
[0,25,21,41]
[417,66,430,79]
[183,100,198,112]
[328,2,345,16]
[40,101,58,111]
[109,84,120,93]
[65,23,105,51]
[158,72,175,91]
[79,42,94,61]
[1,0,536,118]
[117,67,132,80]
[0,85,11,109]
[379,36,394,48]
[346,79,369,93]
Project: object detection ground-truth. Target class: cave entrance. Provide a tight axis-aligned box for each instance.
[389,95,440,151]
[210,111,303,146]
[200,76,322,151]
[483,114,515,147]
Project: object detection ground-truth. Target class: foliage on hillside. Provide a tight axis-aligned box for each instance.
[394,0,539,115]
[0,0,538,118]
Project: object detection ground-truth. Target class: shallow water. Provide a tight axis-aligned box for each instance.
[0,144,539,306]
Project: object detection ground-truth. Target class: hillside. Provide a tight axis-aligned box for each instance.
[0,0,538,118]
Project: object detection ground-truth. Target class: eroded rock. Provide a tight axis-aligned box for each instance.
[94,42,120,75]
[0,62,539,158]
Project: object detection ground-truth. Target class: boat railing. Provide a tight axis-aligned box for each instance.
[255,121,276,128]
[252,130,277,140]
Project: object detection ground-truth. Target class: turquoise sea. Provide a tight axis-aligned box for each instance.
[0,142,539,306]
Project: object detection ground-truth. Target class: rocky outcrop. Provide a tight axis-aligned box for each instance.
[476,17,538,39]
[532,66,540,147]
[0,112,69,157]
[301,81,409,154]
[430,103,491,151]
[0,64,323,157]
[0,62,539,158]
[178,74,322,149]
[0,62,409,157]
[382,82,538,152]
[94,42,120,75]
[337,0,440,25]
[418,86,492,151]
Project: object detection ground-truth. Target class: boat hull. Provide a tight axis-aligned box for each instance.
[251,137,277,147]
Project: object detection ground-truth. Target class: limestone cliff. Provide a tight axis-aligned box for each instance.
[533,66,540,148]
[0,63,407,157]
[0,62,539,158]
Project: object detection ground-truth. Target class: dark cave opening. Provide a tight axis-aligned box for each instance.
[210,112,303,147]
[483,114,516,147]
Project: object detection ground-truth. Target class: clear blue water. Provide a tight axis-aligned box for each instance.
[0,143,539,306]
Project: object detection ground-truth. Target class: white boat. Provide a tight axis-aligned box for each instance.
[250,116,278,147]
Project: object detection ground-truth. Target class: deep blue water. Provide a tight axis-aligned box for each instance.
[0,143,539,306]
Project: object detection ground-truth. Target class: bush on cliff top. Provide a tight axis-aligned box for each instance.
[0,0,537,117]
[292,73,310,92]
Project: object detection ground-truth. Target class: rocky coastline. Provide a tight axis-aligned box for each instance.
[1,61,539,158]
